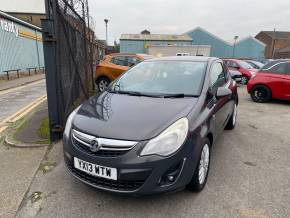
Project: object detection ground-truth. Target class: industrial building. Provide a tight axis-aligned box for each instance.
[120,27,266,59]
[0,10,44,75]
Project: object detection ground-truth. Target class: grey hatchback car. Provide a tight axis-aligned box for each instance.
[63,56,238,195]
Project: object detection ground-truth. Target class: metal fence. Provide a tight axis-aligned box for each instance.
[42,0,95,141]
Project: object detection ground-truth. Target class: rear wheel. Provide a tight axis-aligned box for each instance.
[187,138,211,192]
[250,85,271,103]
[96,77,110,92]
[241,76,248,85]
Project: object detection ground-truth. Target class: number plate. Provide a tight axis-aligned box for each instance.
[74,157,117,180]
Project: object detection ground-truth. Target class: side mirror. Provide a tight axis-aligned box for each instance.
[234,66,240,70]
[216,87,232,98]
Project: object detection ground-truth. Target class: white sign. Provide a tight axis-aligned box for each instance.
[0,19,19,37]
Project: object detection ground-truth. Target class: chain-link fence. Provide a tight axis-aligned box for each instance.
[42,0,95,141]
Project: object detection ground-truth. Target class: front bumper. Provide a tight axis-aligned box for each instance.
[63,132,202,195]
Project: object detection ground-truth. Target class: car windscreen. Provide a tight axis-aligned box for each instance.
[252,61,264,68]
[237,60,253,69]
[109,61,207,96]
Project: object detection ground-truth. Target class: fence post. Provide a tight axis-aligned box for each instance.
[42,0,62,141]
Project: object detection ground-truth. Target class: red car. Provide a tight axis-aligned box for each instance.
[247,60,290,102]
[223,59,258,84]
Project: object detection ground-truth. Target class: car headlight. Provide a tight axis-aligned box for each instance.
[140,118,188,157]
[63,106,81,138]
[250,71,256,78]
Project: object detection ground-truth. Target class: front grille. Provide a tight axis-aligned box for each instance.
[71,129,137,157]
[66,159,144,192]
[73,138,128,157]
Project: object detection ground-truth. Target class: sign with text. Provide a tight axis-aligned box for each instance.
[0,19,19,37]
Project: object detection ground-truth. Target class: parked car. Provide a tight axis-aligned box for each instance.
[245,60,264,69]
[63,56,238,195]
[247,59,290,102]
[223,59,258,85]
[259,59,275,64]
[95,53,153,91]
[229,69,242,83]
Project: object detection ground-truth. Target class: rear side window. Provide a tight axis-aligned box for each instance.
[127,57,141,67]
[261,62,289,74]
[111,56,128,66]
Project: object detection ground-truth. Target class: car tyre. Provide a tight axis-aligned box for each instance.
[96,77,110,92]
[225,103,237,130]
[250,85,271,103]
[241,76,248,85]
[187,138,211,192]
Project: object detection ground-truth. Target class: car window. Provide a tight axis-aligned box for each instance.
[111,56,128,66]
[210,62,226,89]
[285,63,290,75]
[222,63,230,82]
[261,62,288,74]
[127,57,141,67]
[226,60,239,68]
[237,60,252,69]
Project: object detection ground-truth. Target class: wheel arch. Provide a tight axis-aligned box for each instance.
[95,75,111,84]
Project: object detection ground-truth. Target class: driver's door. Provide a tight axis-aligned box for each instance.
[208,62,230,134]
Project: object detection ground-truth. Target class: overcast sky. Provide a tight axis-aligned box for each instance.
[89,0,290,45]
[1,0,289,45]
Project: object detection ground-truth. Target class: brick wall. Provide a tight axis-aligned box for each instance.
[255,32,290,58]
[7,13,45,28]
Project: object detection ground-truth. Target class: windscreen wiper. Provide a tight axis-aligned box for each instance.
[162,94,199,98]
[108,90,161,97]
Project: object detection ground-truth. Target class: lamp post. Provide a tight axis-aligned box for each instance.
[104,19,109,45]
[233,35,239,57]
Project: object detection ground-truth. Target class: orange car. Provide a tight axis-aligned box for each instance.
[95,53,153,91]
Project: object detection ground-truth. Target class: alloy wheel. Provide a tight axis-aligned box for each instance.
[98,79,109,92]
[253,88,268,101]
[232,104,237,126]
[198,144,210,185]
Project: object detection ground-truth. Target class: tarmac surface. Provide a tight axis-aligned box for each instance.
[0,80,46,123]
[2,86,290,218]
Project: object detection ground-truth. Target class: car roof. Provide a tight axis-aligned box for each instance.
[145,56,217,62]
[268,59,290,64]
[222,58,239,61]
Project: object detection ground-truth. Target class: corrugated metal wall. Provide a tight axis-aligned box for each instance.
[186,27,265,59]
[234,37,265,59]
[0,14,44,74]
[187,28,233,57]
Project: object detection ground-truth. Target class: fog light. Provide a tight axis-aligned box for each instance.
[159,158,186,186]
[167,175,175,182]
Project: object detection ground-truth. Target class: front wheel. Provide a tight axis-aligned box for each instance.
[187,139,211,192]
[96,77,110,92]
[250,85,271,103]
[241,76,248,85]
